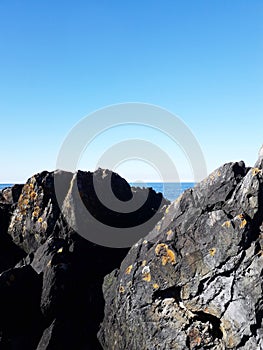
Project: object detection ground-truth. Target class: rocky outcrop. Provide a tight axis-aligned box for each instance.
[99,156,263,349]
[0,169,168,349]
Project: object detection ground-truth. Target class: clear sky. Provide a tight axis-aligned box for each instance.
[0,0,262,183]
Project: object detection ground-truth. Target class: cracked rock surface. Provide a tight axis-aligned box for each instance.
[99,154,263,349]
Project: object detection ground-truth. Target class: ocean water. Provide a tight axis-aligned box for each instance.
[130,182,195,202]
[0,182,195,202]
[0,184,14,190]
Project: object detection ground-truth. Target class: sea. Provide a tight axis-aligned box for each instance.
[0,182,195,202]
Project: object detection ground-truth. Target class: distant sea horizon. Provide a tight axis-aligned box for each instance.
[0,182,195,202]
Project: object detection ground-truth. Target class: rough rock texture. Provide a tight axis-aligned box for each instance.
[99,156,263,349]
[0,169,168,349]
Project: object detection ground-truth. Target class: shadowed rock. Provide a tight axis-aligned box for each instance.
[0,169,168,349]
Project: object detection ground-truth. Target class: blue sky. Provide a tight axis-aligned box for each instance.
[0,0,262,183]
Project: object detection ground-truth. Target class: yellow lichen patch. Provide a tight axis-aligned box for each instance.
[222,220,231,228]
[237,214,244,219]
[210,174,215,180]
[125,265,133,275]
[141,260,147,267]
[119,285,125,294]
[239,219,247,229]
[23,184,30,193]
[142,266,151,282]
[33,206,40,218]
[29,183,34,189]
[155,243,168,255]
[30,191,37,200]
[166,229,173,237]
[252,167,261,176]
[142,272,151,282]
[23,199,29,206]
[165,207,169,214]
[38,217,43,223]
[156,225,161,231]
[153,283,159,289]
[57,247,63,253]
[155,243,176,266]
[143,239,148,244]
[209,248,216,257]
[217,171,221,176]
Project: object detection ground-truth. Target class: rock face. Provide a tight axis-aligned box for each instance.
[99,158,263,349]
[0,169,168,349]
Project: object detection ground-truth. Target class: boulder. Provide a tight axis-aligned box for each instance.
[0,168,168,349]
[0,185,26,273]
[99,157,263,349]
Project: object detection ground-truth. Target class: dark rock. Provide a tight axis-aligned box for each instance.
[99,156,263,349]
[60,169,167,247]
[36,318,84,350]
[0,184,23,205]
[0,203,25,274]
[0,265,43,349]
[1,168,168,349]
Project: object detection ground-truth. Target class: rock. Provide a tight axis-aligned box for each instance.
[0,265,43,349]
[0,201,25,274]
[99,155,263,349]
[0,184,24,205]
[7,171,71,253]
[8,168,167,252]
[61,169,166,247]
[36,319,79,350]
[0,168,168,349]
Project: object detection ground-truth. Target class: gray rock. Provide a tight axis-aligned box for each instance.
[99,152,263,349]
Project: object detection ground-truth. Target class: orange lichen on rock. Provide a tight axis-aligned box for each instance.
[141,260,147,267]
[252,167,261,176]
[119,285,125,294]
[32,206,40,218]
[155,243,176,266]
[209,248,216,257]
[142,272,151,282]
[142,266,151,282]
[222,220,231,228]
[125,265,133,275]
[153,283,159,289]
[30,191,37,200]
[239,219,247,229]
